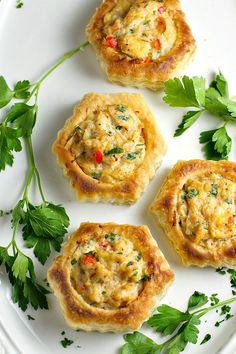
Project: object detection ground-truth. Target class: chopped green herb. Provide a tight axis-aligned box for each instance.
[187,188,198,199]
[128,29,134,33]
[118,115,129,121]
[16,0,24,8]
[221,305,231,315]
[104,148,124,155]
[27,315,35,321]
[91,172,100,180]
[136,252,142,261]
[71,259,77,266]
[102,291,107,295]
[61,337,74,348]
[215,319,224,327]
[115,125,123,130]
[216,267,227,275]
[132,271,138,277]
[143,20,150,25]
[200,334,211,345]
[227,269,236,288]
[61,331,65,335]
[153,10,157,14]
[126,261,133,267]
[210,184,218,197]
[81,241,91,247]
[105,232,119,242]
[142,33,147,37]
[225,198,233,204]
[210,293,219,306]
[127,152,138,160]
[117,105,126,113]
[140,274,151,282]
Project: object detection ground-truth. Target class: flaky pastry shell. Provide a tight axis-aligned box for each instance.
[47,222,174,332]
[150,160,236,268]
[87,0,196,90]
[53,92,167,204]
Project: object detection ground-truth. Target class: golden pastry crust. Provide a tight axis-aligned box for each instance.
[47,222,174,332]
[53,92,167,204]
[150,160,236,268]
[86,0,196,90]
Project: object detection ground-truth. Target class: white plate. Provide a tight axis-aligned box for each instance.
[0,0,236,353]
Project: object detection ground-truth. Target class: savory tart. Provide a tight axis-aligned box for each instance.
[86,0,196,90]
[150,160,236,268]
[53,92,167,204]
[47,222,174,332]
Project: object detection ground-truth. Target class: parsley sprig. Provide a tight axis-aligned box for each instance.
[163,72,236,160]
[121,292,236,354]
[0,41,89,311]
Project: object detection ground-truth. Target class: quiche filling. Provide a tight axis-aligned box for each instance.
[70,232,149,310]
[177,174,236,246]
[103,0,176,61]
[68,104,146,184]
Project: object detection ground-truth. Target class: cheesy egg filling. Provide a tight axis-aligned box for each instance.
[103,0,176,61]
[68,104,146,184]
[177,174,236,247]
[70,232,149,310]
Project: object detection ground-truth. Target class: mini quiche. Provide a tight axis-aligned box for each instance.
[47,222,174,332]
[86,0,196,90]
[150,160,236,268]
[53,92,166,204]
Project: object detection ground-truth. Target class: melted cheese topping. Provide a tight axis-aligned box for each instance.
[103,0,176,61]
[69,104,145,184]
[177,174,236,248]
[70,232,148,309]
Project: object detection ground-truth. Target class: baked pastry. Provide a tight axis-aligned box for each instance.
[53,92,167,204]
[47,222,174,332]
[86,0,196,90]
[150,160,236,268]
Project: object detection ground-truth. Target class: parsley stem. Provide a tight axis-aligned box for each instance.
[23,136,46,203]
[193,297,236,317]
[31,41,89,92]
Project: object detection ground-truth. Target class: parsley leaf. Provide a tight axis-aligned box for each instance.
[7,103,37,137]
[164,72,236,159]
[14,80,31,99]
[147,305,190,335]
[163,76,205,108]
[22,203,69,264]
[0,76,14,108]
[0,125,22,171]
[12,252,29,282]
[104,147,124,155]
[209,72,228,98]
[188,291,208,310]
[174,110,203,137]
[199,126,232,160]
[121,332,161,354]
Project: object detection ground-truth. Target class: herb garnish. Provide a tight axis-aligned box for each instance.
[27,315,35,321]
[61,337,74,348]
[163,72,236,160]
[210,184,218,197]
[0,41,89,311]
[200,333,211,345]
[16,0,23,8]
[104,148,124,155]
[187,188,198,199]
[105,232,119,242]
[121,292,236,354]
